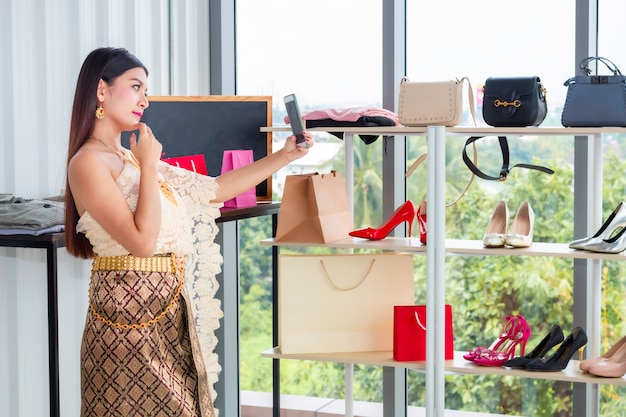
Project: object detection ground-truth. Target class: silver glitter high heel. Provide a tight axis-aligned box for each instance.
[569,201,626,250]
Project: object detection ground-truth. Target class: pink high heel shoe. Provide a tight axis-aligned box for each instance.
[473,315,532,367]
[580,334,626,372]
[586,335,626,377]
[349,201,416,240]
[463,315,521,362]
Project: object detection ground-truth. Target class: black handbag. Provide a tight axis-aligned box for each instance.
[561,56,626,127]
[482,76,547,127]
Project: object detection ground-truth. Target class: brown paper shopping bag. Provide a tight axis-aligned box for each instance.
[278,253,415,354]
[275,171,352,243]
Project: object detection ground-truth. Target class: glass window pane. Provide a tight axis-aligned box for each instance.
[406,1,578,416]
[597,1,626,414]
[236,0,384,412]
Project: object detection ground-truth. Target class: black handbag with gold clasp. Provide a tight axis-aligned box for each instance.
[482,76,547,127]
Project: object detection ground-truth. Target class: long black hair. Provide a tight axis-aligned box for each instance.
[64,47,148,258]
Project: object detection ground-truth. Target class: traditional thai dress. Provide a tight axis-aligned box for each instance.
[77,149,223,417]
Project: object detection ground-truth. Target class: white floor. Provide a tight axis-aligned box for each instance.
[241,390,517,417]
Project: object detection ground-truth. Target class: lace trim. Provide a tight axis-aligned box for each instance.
[162,162,225,404]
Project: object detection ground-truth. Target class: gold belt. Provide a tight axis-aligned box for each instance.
[91,253,184,274]
[89,254,186,330]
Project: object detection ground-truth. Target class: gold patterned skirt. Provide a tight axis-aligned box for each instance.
[81,255,213,417]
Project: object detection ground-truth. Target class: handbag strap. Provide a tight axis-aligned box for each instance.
[457,76,477,127]
[462,136,555,181]
[579,56,622,76]
[319,259,375,291]
[405,140,478,207]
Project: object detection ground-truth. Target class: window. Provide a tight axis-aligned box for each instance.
[234,0,626,415]
[235,0,385,412]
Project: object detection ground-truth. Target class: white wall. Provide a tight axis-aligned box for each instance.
[0,1,211,416]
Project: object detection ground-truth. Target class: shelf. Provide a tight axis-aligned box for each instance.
[261,236,426,252]
[262,125,626,137]
[448,126,626,136]
[262,237,626,261]
[262,124,623,416]
[445,239,626,260]
[262,349,626,386]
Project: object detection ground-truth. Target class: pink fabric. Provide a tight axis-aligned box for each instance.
[283,107,400,125]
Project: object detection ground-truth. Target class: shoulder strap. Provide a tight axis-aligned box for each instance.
[462,136,554,181]
[457,76,477,127]
[405,140,477,207]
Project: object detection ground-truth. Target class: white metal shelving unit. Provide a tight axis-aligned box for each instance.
[261,125,626,417]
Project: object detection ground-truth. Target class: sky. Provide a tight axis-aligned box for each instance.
[235,0,625,116]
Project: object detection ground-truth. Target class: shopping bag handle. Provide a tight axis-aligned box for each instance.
[414,311,427,331]
[319,259,375,291]
[174,160,198,173]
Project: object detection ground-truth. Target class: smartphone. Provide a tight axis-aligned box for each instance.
[284,94,306,145]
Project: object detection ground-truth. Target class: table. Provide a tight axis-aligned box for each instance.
[0,232,65,417]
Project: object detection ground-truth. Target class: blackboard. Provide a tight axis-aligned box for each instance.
[128,96,272,201]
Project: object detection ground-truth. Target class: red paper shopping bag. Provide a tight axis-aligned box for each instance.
[162,154,208,175]
[393,304,454,361]
[222,150,257,208]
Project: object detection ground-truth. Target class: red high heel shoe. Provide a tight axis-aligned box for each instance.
[473,315,532,367]
[463,315,520,361]
[417,200,427,244]
[349,201,416,240]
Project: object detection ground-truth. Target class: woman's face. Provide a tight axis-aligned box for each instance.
[100,67,149,131]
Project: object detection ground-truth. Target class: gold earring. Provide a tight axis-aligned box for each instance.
[95,105,105,120]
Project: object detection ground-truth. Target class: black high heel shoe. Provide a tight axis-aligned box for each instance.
[503,324,564,369]
[524,327,587,372]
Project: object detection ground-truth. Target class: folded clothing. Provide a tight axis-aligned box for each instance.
[302,107,400,124]
[0,224,64,236]
[283,106,400,145]
[284,107,400,145]
[0,194,65,230]
[304,116,397,144]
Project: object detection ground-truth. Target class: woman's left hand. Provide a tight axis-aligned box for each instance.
[282,131,314,161]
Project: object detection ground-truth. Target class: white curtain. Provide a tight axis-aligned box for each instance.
[0,1,211,416]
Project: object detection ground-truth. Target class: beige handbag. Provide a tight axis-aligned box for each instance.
[278,252,415,354]
[398,76,475,127]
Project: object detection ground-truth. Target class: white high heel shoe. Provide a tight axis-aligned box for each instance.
[483,200,509,248]
[505,201,534,248]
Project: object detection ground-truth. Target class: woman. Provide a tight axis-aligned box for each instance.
[64,47,313,417]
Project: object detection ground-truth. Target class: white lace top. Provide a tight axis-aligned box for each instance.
[76,149,225,403]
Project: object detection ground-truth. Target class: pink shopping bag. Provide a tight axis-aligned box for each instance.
[222,150,257,208]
